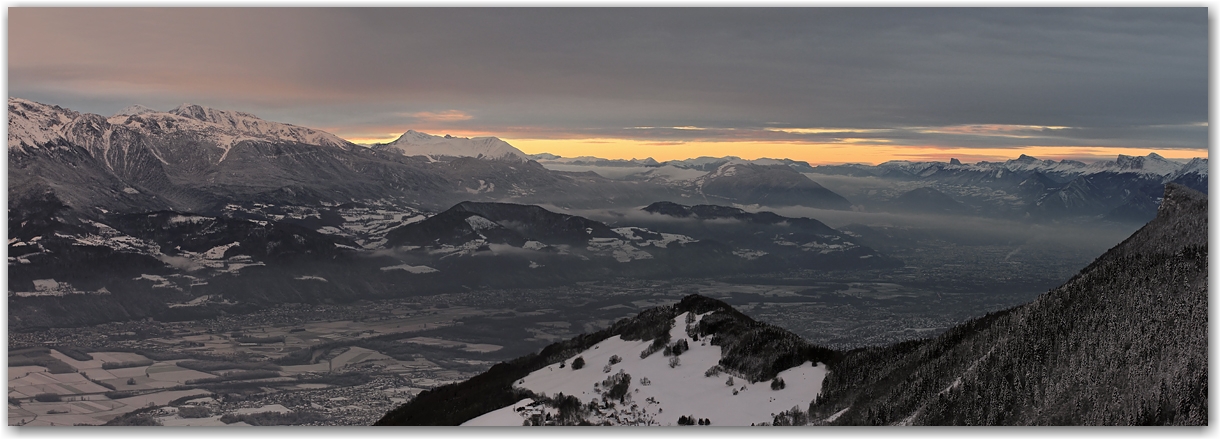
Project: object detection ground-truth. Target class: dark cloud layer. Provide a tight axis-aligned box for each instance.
[9,8,1207,151]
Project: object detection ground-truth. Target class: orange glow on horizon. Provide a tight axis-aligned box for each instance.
[497,138,1207,165]
[335,130,1207,166]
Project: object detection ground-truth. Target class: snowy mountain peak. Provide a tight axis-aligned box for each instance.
[112,104,158,117]
[8,98,79,150]
[1089,152,1182,176]
[10,97,353,160]
[692,160,753,182]
[528,152,563,160]
[169,104,265,129]
[377,130,529,162]
[1175,157,1209,177]
[397,129,435,141]
[144,103,353,151]
[993,155,1086,174]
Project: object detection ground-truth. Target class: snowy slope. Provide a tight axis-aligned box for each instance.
[8,98,79,150]
[666,156,745,169]
[376,130,528,162]
[112,104,158,117]
[875,160,940,176]
[464,311,828,426]
[10,98,354,159]
[879,153,1191,179]
[166,104,352,148]
[641,164,713,183]
[109,104,355,162]
[1081,152,1183,176]
[978,154,1088,175]
[189,106,341,150]
[529,154,659,166]
[1175,157,1209,177]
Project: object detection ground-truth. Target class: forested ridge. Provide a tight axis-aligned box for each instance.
[810,183,1207,425]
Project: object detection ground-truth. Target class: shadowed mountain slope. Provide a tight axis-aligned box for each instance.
[810,183,1207,425]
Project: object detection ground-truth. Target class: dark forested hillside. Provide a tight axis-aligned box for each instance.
[809,183,1207,425]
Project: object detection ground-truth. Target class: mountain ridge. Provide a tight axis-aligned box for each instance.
[373,130,529,162]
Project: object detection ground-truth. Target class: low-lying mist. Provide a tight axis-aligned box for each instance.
[551,202,1140,262]
[778,205,1135,251]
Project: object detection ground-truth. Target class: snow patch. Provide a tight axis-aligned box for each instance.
[732,249,768,260]
[379,264,439,274]
[825,406,851,423]
[466,312,829,426]
[168,215,212,225]
[464,215,501,231]
[642,165,707,182]
[587,238,654,262]
[203,242,240,260]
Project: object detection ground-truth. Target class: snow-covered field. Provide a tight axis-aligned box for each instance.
[586,238,654,263]
[464,312,828,426]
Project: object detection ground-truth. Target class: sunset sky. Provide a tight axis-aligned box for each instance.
[8,8,1208,165]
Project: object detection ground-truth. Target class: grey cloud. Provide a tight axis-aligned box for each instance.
[9,7,1207,150]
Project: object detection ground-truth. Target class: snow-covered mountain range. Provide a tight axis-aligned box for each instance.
[855,152,1204,180]
[528,154,815,173]
[373,130,529,162]
[529,150,1208,220]
[10,98,354,157]
[809,153,1209,222]
[531,151,1206,181]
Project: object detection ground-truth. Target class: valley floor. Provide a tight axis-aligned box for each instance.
[8,263,1062,426]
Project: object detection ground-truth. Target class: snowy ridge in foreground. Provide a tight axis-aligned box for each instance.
[464,312,828,426]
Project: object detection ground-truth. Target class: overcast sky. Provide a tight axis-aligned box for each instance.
[8,8,1208,164]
